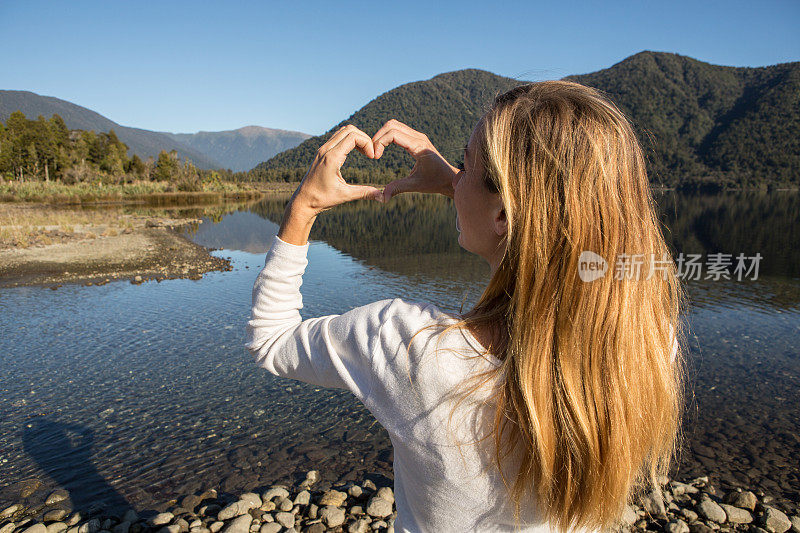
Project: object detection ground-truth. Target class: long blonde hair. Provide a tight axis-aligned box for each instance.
[441,81,685,531]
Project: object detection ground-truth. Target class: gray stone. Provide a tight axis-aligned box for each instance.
[46,523,68,533]
[260,488,289,503]
[66,514,82,527]
[0,522,15,533]
[727,491,758,512]
[641,488,667,518]
[681,509,699,523]
[277,498,292,512]
[362,480,377,492]
[293,491,310,507]
[78,519,101,533]
[762,508,792,533]
[300,471,320,488]
[257,501,274,513]
[44,510,69,523]
[122,512,138,525]
[719,504,752,524]
[23,525,48,533]
[750,528,770,533]
[258,525,280,533]
[175,519,189,533]
[199,505,221,517]
[375,488,394,505]
[274,512,294,529]
[789,516,800,533]
[318,490,347,507]
[667,520,690,533]
[46,491,70,506]
[188,520,202,530]
[348,518,371,533]
[221,515,252,533]
[319,506,345,528]
[218,499,259,521]
[208,523,223,533]
[239,494,262,510]
[307,504,318,520]
[365,497,393,518]
[348,486,363,498]
[303,524,324,533]
[112,522,130,533]
[621,505,637,526]
[350,506,364,516]
[101,520,112,531]
[189,528,210,533]
[688,524,713,533]
[150,514,174,527]
[1,505,21,520]
[696,495,726,524]
[371,521,388,530]
[157,526,180,533]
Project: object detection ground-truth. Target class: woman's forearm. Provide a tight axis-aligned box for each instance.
[277,199,318,246]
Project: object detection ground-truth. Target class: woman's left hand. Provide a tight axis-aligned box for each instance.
[278,125,383,245]
[291,124,383,214]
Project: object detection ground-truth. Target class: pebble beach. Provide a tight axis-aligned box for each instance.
[1,470,798,533]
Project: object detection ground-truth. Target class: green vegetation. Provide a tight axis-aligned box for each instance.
[0,111,263,202]
[253,53,799,190]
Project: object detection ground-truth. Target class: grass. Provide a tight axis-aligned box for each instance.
[0,179,267,205]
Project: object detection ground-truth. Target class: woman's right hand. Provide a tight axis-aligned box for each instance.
[372,119,459,202]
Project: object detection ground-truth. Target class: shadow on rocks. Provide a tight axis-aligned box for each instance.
[22,416,135,519]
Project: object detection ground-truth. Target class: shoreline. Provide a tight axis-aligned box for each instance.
[0,203,234,289]
[0,472,797,533]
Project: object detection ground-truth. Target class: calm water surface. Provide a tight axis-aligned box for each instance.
[1,191,798,515]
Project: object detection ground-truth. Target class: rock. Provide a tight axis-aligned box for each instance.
[175,519,189,533]
[350,506,364,516]
[258,525,280,533]
[0,506,21,520]
[688,524,714,533]
[362,480,377,492]
[348,518,371,533]
[23,525,48,533]
[293,491,310,506]
[719,504,752,524]
[111,522,130,533]
[319,506,346,528]
[318,490,347,507]
[375,488,394,504]
[0,523,15,533]
[277,498,293,512]
[307,504,318,520]
[44,510,69,522]
[66,514,82,527]
[189,528,209,533]
[348,486,363,498]
[122,511,138,524]
[621,505,638,526]
[696,495,726,524]
[681,509,699,523]
[260,488,289,503]
[158,526,180,533]
[218,502,249,521]
[750,528,770,533]
[299,471,320,489]
[641,488,667,518]
[46,491,70,506]
[275,512,294,529]
[789,516,800,533]
[762,507,792,533]
[78,519,101,533]
[304,524,325,533]
[150,514,174,527]
[726,491,758,512]
[199,505,221,517]
[188,521,201,530]
[667,520,690,533]
[365,497,393,518]
[221,515,252,533]
[46,523,68,533]
[371,521,388,530]
[208,523,223,533]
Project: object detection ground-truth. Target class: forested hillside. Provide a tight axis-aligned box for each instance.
[257,53,800,189]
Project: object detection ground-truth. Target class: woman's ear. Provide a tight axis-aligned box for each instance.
[494,207,508,238]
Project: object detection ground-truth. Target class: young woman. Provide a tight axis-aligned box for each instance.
[246,81,683,532]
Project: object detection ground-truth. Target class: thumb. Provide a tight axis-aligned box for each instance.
[382,176,415,202]
[346,184,384,203]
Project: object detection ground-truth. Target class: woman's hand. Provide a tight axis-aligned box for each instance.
[372,119,459,201]
[278,125,383,245]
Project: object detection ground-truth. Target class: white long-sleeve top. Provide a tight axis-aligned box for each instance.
[246,236,587,532]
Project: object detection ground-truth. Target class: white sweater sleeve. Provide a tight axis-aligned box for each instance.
[245,235,397,403]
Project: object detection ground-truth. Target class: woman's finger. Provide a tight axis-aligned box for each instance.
[382,176,414,202]
[344,183,383,203]
[372,119,420,142]
[319,124,362,155]
[373,128,428,159]
[326,130,375,167]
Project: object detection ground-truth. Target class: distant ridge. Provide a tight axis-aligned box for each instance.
[259,53,800,188]
[164,126,310,172]
[0,90,222,169]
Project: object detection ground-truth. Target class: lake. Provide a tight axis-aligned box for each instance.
[1,191,798,515]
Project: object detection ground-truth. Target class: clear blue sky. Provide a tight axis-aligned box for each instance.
[2,0,798,135]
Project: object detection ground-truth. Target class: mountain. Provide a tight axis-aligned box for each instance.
[258,53,800,188]
[257,69,523,179]
[0,90,223,169]
[164,126,310,172]
[565,51,800,188]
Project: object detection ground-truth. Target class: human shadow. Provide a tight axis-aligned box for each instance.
[22,417,134,518]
